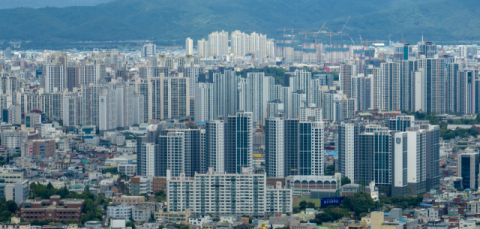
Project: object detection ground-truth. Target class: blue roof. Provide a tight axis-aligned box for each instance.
[420,202,434,207]
[325,151,338,156]
[384,213,391,216]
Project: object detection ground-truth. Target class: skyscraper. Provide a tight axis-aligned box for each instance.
[157,132,185,177]
[457,150,480,190]
[357,129,392,193]
[45,64,64,93]
[142,43,156,58]
[338,121,364,183]
[392,132,408,197]
[185,37,193,56]
[194,82,214,122]
[265,117,284,178]
[340,64,357,98]
[225,112,253,174]
[206,120,225,173]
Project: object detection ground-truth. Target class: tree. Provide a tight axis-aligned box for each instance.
[5,200,17,212]
[341,192,375,216]
[158,226,164,229]
[307,202,315,208]
[299,200,307,210]
[46,182,54,190]
[126,221,136,229]
[341,177,351,186]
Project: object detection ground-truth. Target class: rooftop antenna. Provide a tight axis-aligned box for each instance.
[422,31,424,42]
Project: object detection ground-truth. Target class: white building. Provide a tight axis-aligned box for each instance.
[118,163,137,177]
[339,122,356,182]
[185,38,193,56]
[206,120,224,173]
[167,168,292,216]
[45,64,64,93]
[208,31,228,57]
[189,214,212,227]
[194,83,214,122]
[4,180,29,205]
[132,207,151,222]
[142,44,156,58]
[142,143,155,177]
[159,132,185,177]
[107,203,134,219]
[265,117,284,178]
[266,182,293,214]
[1,131,28,149]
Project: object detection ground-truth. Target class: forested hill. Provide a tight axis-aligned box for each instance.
[0,0,478,48]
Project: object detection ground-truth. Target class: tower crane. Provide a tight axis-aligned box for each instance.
[277,28,302,41]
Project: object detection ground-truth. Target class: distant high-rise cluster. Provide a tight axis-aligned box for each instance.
[196,30,274,59]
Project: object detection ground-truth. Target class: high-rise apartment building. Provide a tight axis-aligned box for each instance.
[157,132,185,177]
[208,31,228,57]
[225,112,253,174]
[45,64,64,93]
[167,168,292,216]
[340,64,357,98]
[185,38,193,56]
[265,117,284,178]
[458,150,480,190]
[206,120,225,173]
[194,82,214,122]
[142,44,157,58]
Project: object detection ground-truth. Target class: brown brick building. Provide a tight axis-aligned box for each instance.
[111,195,145,206]
[152,177,167,193]
[32,140,56,158]
[20,195,84,222]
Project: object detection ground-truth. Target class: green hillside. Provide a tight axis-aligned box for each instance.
[0,0,476,48]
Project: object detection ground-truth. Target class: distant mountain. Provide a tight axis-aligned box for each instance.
[0,0,113,9]
[0,0,477,48]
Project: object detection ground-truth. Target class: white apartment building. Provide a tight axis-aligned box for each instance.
[142,44,156,58]
[206,120,224,173]
[266,182,293,214]
[45,64,64,93]
[167,168,292,216]
[1,131,28,149]
[118,163,137,177]
[194,83,214,122]
[265,117,284,178]
[142,143,155,176]
[132,207,151,222]
[185,38,193,56]
[339,123,355,183]
[107,203,134,219]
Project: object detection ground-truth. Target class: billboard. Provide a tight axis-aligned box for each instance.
[321,197,343,206]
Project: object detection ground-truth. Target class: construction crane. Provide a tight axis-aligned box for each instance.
[325,33,352,46]
[348,34,355,45]
[298,20,328,40]
[277,28,302,41]
[327,16,352,46]
[339,16,351,34]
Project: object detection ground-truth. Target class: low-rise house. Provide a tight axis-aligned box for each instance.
[189,214,212,227]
